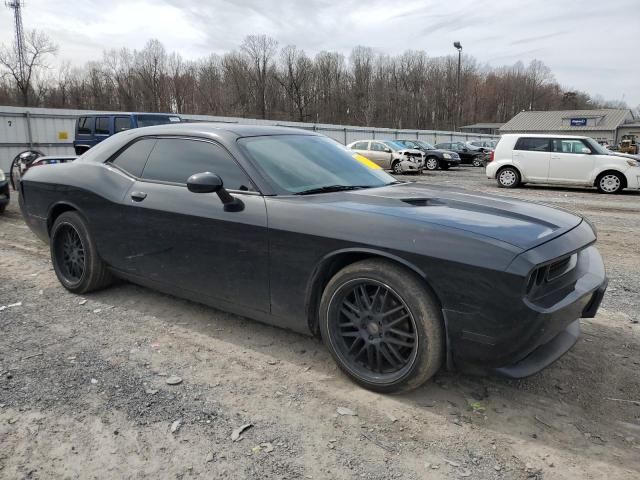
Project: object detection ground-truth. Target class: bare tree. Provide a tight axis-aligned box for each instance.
[277,45,314,121]
[0,29,57,106]
[241,35,278,119]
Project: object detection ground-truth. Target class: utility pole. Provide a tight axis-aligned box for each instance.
[5,0,26,83]
[453,41,462,132]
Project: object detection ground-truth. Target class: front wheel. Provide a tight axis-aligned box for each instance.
[425,157,439,171]
[392,161,402,174]
[596,172,624,194]
[50,211,112,293]
[319,259,444,393]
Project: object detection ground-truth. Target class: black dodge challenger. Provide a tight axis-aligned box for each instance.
[18,123,608,392]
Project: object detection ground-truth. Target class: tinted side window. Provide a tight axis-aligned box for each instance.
[370,142,386,152]
[514,138,550,152]
[115,117,132,132]
[95,117,110,135]
[110,139,157,177]
[77,117,93,134]
[142,138,254,191]
[352,141,368,150]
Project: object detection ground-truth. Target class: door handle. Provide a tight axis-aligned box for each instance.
[130,191,147,202]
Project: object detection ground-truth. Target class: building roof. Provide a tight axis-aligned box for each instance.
[460,123,504,129]
[500,109,634,132]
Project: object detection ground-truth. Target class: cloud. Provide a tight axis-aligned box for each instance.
[0,0,638,105]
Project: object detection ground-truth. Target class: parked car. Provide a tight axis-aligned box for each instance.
[19,123,607,393]
[486,134,640,194]
[10,151,76,189]
[433,141,485,166]
[0,168,8,214]
[347,140,425,174]
[469,140,498,149]
[394,140,461,170]
[74,113,182,155]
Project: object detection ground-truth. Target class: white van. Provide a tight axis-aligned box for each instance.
[486,134,640,193]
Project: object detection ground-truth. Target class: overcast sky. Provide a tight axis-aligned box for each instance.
[1,0,638,107]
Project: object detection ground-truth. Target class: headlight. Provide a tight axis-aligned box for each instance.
[443,153,451,159]
[626,159,639,167]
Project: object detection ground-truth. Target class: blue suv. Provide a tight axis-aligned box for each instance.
[74,113,182,155]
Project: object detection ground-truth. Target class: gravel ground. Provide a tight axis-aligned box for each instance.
[1,167,639,479]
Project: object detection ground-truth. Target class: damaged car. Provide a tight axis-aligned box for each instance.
[347,140,425,174]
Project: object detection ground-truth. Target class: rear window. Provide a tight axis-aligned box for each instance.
[77,117,94,135]
[110,139,157,177]
[514,137,550,152]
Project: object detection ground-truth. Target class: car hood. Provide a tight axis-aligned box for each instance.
[328,183,584,250]
[425,148,460,157]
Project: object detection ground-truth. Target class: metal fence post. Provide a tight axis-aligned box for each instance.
[25,111,34,148]
[344,127,347,145]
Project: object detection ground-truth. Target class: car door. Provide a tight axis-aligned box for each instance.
[547,138,595,184]
[511,137,551,182]
[368,141,393,169]
[123,137,270,312]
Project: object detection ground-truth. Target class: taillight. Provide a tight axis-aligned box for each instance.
[488,151,494,162]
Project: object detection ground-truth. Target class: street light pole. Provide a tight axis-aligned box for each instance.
[453,41,462,131]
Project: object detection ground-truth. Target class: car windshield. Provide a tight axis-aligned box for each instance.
[584,138,611,155]
[382,140,406,150]
[136,115,181,127]
[238,135,397,194]
[414,140,435,150]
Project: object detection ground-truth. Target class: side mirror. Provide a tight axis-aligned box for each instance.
[581,147,592,154]
[187,172,244,212]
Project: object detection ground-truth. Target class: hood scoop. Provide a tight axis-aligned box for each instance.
[402,198,447,207]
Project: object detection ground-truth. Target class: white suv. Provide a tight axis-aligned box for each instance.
[486,134,640,194]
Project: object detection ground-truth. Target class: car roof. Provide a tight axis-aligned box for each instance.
[500,133,589,140]
[80,112,182,117]
[39,155,77,160]
[125,122,318,139]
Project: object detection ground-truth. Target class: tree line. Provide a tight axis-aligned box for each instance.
[0,33,630,130]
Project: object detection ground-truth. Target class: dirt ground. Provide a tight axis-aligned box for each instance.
[1,167,639,479]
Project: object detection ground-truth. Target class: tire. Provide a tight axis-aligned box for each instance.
[596,172,624,194]
[425,157,439,171]
[50,211,112,294]
[392,161,402,174]
[471,157,483,167]
[319,259,444,393]
[496,166,520,188]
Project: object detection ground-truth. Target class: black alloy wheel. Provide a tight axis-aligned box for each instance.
[53,223,86,286]
[330,279,418,382]
[320,258,444,393]
[50,211,113,293]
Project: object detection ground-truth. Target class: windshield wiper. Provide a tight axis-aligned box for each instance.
[294,185,366,195]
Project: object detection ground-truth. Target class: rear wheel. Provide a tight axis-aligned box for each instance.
[596,172,623,194]
[50,211,112,293]
[497,166,520,188]
[319,259,443,393]
[425,157,439,171]
[472,156,483,167]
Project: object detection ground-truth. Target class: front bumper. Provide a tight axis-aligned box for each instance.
[0,179,10,207]
[399,158,424,172]
[495,277,607,378]
[444,221,607,377]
